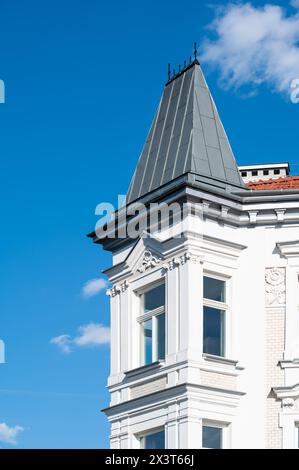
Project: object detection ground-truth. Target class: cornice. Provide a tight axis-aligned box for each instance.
[272,383,299,409]
[277,240,299,259]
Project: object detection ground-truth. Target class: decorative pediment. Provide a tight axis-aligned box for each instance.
[104,232,206,282]
[104,234,165,283]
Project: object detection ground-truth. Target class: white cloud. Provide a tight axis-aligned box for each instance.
[51,323,110,354]
[201,2,299,96]
[291,0,299,8]
[82,278,108,298]
[0,423,24,445]
[50,334,72,354]
[74,323,110,347]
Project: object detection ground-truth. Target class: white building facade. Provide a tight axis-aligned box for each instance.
[89,58,299,449]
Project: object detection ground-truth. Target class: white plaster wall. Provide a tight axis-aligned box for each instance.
[105,204,299,448]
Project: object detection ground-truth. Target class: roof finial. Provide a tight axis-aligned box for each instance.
[194,42,198,62]
[168,63,171,82]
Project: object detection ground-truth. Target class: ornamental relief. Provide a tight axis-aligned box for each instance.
[107,280,129,297]
[281,397,295,409]
[137,250,161,273]
[162,252,203,272]
[265,268,286,306]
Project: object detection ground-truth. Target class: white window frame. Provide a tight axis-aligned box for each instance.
[202,420,230,449]
[203,273,231,358]
[137,281,166,366]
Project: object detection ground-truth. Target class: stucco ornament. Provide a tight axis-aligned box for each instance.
[162,258,180,272]
[137,250,161,273]
[107,280,129,297]
[265,268,286,306]
[281,397,295,409]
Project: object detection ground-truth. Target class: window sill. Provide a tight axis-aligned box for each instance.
[202,353,240,368]
[124,360,164,379]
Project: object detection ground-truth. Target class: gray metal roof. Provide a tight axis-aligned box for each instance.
[127,61,246,204]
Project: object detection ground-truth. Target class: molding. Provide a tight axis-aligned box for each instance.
[103,382,245,418]
[265,268,286,306]
[124,361,164,379]
[91,183,299,252]
[202,354,239,368]
[280,359,299,369]
[277,240,299,259]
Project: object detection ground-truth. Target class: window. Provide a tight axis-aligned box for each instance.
[203,276,227,357]
[139,283,165,366]
[140,429,165,449]
[252,170,258,176]
[263,169,269,175]
[274,169,280,175]
[202,425,223,449]
[241,171,247,177]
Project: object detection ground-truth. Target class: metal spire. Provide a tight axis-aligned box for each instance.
[194,42,198,62]
[167,63,171,82]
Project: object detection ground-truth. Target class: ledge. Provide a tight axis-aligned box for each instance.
[202,354,241,368]
[102,382,245,416]
[124,361,164,379]
[279,359,299,369]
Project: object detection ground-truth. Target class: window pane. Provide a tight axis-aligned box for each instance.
[202,426,222,449]
[204,277,225,302]
[143,430,165,449]
[144,284,165,312]
[142,319,152,365]
[203,306,225,357]
[157,313,165,360]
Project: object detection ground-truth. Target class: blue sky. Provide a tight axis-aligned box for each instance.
[0,0,299,448]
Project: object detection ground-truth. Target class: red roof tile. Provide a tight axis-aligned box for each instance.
[247,175,299,190]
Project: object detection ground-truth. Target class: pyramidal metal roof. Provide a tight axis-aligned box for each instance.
[127,60,246,204]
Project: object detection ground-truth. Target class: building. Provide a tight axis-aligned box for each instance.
[238,163,290,184]
[89,56,299,449]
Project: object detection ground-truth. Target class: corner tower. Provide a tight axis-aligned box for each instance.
[89,56,250,449]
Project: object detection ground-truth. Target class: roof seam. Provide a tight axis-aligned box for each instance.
[159,77,184,187]
[138,98,163,198]
[194,87,212,177]
[148,78,175,192]
[171,71,194,180]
